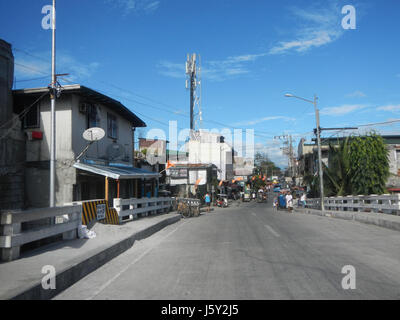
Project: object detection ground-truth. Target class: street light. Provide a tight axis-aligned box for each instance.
[285,92,325,211]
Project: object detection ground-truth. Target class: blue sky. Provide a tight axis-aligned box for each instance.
[1,0,399,167]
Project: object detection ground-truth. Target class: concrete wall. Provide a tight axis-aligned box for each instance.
[387,145,400,188]
[71,94,133,164]
[0,39,25,210]
[24,94,76,208]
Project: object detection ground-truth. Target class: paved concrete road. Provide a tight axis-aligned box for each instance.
[55,199,400,300]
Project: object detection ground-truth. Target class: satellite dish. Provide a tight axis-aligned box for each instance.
[76,128,105,162]
[83,127,105,142]
[106,143,125,160]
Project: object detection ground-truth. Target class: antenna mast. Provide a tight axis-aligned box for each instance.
[186,53,202,138]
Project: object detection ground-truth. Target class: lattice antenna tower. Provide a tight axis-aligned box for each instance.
[186,53,202,137]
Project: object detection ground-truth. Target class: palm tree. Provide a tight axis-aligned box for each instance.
[323,136,352,196]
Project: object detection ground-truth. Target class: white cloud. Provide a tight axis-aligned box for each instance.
[157,61,185,79]
[106,0,160,15]
[320,104,367,116]
[234,116,296,126]
[269,3,344,55]
[14,52,100,84]
[158,53,266,82]
[377,104,400,112]
[254,141,287,168]
[346,90,366,98]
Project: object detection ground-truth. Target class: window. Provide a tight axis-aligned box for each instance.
[107,113,118,139]
[24,104,40,129]
[87,104,100,128]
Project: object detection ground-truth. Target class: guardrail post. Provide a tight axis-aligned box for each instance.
[0,212,21,262]
[114,198,123,223]
[62,210,79,240]
[129,198,138,220]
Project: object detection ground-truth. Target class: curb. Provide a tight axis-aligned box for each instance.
[295,208,400,232]
[10,214,181,300]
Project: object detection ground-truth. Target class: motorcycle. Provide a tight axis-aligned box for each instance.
[216,194,229,208]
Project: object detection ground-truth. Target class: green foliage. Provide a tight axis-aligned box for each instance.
[321,132,389,196]
[323,136,352,196]
[303,173,319,198]
[348,132,389,195]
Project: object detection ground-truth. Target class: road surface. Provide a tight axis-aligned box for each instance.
[55,198,400,300]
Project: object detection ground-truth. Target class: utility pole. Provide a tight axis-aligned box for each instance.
[314,95,325,211]
[49,0,56,207]
[275,134,294,178]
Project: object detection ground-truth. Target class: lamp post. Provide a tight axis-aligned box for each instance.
[49,0,56,207]
[285,93,325,211]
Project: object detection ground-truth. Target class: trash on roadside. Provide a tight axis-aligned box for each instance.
[78,225,96,239]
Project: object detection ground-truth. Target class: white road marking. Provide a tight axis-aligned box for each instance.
[251,212,257,216]
[85,220,188,300]
[264,224,280,237]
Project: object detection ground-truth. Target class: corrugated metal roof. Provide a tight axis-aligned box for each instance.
[13,84,146,128]
[74,162,160,180]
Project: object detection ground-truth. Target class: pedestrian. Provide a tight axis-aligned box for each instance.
[300,193,307,208]
[204,192,211,212]
[273,197,278,211]
[278,193,286,210]
[286,192,293,213]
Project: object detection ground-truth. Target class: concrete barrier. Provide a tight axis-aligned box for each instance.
[113,197,172,223]
[0,206,81,262]
[295,207,400,232]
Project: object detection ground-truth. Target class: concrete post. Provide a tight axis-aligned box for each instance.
[1,222,21,262]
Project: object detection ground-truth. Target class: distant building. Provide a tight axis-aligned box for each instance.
[138,138,167,166]
[186,130,234,181]
[233,156,254,181]
[167,163,218,197]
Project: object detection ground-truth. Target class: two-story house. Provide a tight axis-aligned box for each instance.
[13,84,160,208]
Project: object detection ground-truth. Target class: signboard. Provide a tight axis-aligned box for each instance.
[169,168,188,178]
[96,204,106,220]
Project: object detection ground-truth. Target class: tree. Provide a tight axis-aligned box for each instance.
[323,136,352,196]
[348,132,389,195]
[306,132,389,197]
[254,152,282,177]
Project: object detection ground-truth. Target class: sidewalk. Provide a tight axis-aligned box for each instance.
[0,212,181,300]
[294,207,400,232]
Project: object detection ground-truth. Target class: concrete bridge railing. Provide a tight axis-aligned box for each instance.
[0,205,81,261]
[305,194,400,215]
[113,197,172,223]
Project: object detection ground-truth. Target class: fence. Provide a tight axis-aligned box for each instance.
[0,205,81,262]
[113,197,172,223]
[305,194,400,215]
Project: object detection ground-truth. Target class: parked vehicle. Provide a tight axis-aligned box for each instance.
[176,198,201,218]
[216,194,229,207]
[273,186,281,193]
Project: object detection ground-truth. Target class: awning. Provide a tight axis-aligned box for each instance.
[73,162,160,180]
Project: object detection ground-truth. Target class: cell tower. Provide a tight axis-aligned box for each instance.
[186,53,202,138]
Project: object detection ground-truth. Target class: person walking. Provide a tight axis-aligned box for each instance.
[204,193,211,213]
[278,193,286,211]
[286,192,293,213]
[300,193,307,208]
[273,197,278,211]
